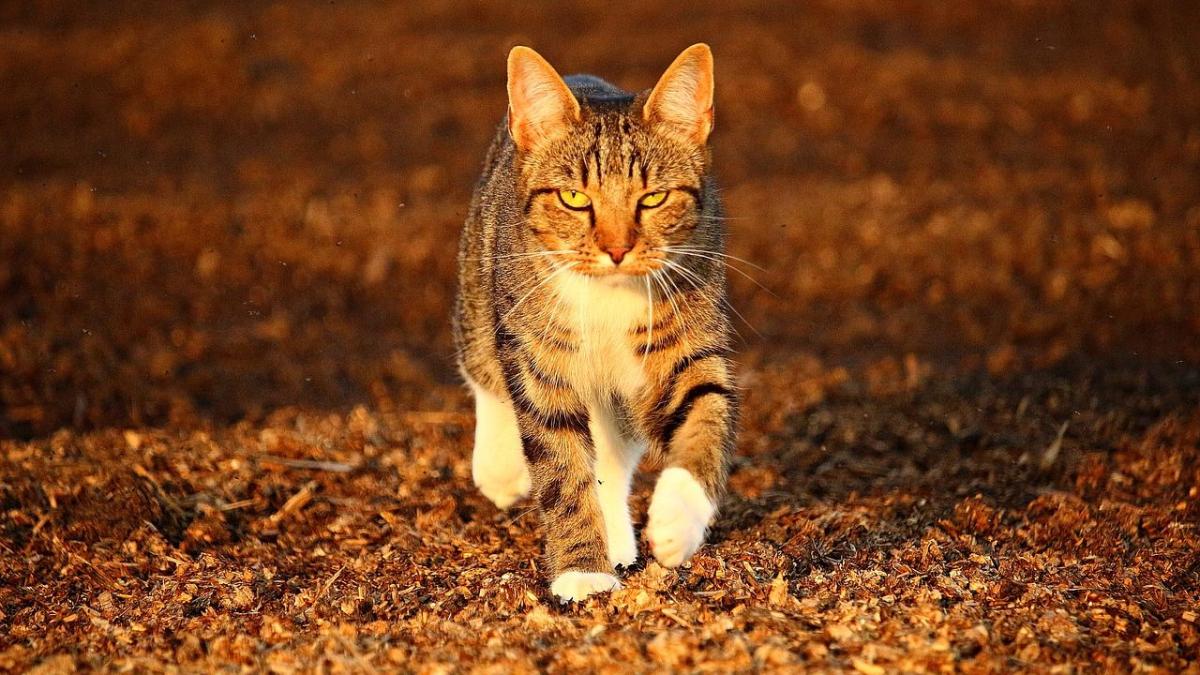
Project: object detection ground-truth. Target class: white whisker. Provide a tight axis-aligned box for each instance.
[658,257,706,290]
[658,247,775,296]
[659,246,768,273]
[467,249,578,262]
[659,257,760,339]
[545,261,573,339]
[652,270,688,354]
[495,261,573,334]
[642,276,653,366]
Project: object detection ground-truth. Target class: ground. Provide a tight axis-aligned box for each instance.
[2,1,1199,672]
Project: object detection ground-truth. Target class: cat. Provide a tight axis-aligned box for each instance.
[453,43,738,603]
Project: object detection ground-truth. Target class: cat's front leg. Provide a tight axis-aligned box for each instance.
[590,411,645,569]
[646,356,737,567]
[510,378,619,602]
[468,379,530,510]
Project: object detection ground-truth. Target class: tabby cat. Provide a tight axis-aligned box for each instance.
[453,44,737,602]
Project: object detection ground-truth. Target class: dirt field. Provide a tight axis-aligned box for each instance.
[2,1,1199,671]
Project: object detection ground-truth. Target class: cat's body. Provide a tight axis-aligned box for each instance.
[454,45,737,602]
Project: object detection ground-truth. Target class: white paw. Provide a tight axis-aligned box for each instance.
[550,571,622,603]
[473,460,531,510]
[646,467,716,568]
[607,525,639,568]
[469,380,529,510]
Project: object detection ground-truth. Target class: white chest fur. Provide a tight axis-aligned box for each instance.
[552,272,652,403]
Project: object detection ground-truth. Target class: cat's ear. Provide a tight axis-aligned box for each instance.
[506,46,581,151]
[644,43,715,144]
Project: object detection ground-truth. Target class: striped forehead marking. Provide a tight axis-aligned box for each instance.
[575,112,651,190]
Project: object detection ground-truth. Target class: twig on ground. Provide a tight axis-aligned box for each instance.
[267,480,317,526]
[260,456,356,473]
[312,564,347,609]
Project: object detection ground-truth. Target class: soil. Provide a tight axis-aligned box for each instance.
[2,1,1199,672]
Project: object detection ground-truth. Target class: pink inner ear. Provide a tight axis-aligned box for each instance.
[645,46,715,143]
[506,48,579,149]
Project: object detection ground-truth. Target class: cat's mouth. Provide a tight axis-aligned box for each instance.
[557,246,667,277]
[570,256,663,278]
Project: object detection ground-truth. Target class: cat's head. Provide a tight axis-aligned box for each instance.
[506,44,716,278]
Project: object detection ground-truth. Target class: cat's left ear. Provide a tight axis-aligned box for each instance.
[507,46,581,151]
[644,43,715,144]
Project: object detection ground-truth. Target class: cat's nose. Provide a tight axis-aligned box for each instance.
[604,246,630,265]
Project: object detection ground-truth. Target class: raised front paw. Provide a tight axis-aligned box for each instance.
[646,467,717,568]
[550,571,622,603]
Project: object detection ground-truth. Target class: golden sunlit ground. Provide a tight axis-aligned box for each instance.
[2,1,1199,671]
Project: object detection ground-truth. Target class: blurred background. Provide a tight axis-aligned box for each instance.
[1,0,1198,438]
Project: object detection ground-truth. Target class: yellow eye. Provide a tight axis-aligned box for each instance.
[557,189,592,210]
[638,191,669,208]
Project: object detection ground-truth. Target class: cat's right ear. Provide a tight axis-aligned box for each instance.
[506,46,581,151]
[644,43,715,145]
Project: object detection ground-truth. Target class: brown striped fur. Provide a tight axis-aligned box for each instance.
[453,44,737,600]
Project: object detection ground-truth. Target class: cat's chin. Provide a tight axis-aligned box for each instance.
[571,267,658,282]
[570,270,646,290]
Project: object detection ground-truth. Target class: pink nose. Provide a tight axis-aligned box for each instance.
[605,246,630,264]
